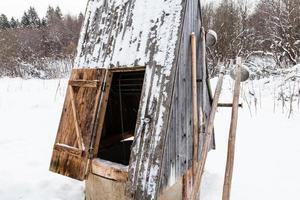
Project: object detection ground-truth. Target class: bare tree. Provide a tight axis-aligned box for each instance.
[251,0,300,65]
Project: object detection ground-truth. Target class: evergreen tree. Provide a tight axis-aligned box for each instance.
[41,18,47,27]
[55,6,63,20]
[46,6,56,25]
[21,12,30,28]
[45,6,63,26]
[9,17,18,28]
[0,14,10,29]
[27,7,41,28]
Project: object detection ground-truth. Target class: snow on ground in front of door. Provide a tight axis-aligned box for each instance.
[0,78,84,200]
[201,75,300,200]
[1,74,300,200]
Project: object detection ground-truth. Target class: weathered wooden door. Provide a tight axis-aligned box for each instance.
[49,69,111,180]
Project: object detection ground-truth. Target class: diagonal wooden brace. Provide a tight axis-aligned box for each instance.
[69,85,85,152]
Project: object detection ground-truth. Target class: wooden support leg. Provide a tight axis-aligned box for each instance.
[191,68,225,200]
[222,58,242,200]
[183,168,193,200]
[191,32,199,176]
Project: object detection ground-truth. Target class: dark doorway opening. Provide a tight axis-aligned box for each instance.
[98,70,145,166]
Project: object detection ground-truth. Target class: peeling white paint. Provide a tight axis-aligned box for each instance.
[75,0,182,70]
[74,0,184,199]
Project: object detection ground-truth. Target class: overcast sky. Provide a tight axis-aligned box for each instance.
[0,0,260,20]
[0,0,87,19]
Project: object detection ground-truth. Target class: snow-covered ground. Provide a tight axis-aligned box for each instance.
[202,75,300,200]
[0,78,84,200]
[0,72,299,200]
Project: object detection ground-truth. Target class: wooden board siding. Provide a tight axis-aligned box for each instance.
[75,0,185,70]
[160,0,199,189]
[49,69,107,180]
[91,159,129,182]
[160,0,214,190]
[86,173,182,200]
[86,174,130,200]
[125,7,187,200]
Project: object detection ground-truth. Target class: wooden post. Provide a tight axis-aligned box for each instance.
[183,168,193,200]
[191,32,199,176]
[222,58,242,200]
[191,68,225,200]
[199,27,206,146]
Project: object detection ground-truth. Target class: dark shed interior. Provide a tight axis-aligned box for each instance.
[98,71,145,165]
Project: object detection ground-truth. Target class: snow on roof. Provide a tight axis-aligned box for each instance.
[75,0,183,71]
[74,1,185,199]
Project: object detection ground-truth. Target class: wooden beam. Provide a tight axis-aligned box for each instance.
[191,32,199,176]
[88,82,104,154]
[92,159,128,182]
[69,80,101,88]
[218,103,243,108]
[222,58,242,200]
[54,143,83,157]
[109,66,146,72]
[191,68,225,200]
[93,72,113,158]
[84,80,104,178]
[69,85,85,151]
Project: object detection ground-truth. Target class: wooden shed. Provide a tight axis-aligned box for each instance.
[49,0,214,199]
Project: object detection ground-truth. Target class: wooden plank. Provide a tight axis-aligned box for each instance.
[109,67,146,72]
[92,71,113,158]
[49,69,107,181]
[191,32,199,176]
[86,173,182,200]
[69,85,85,151]
[92,159,129,182]
[54,144,83,157]
[69,80,101,88]
[182,168,193,200]
[86,173,130,200]
[84,78,105,177]
[199,26,207,153]
[191,68,225,200]
[222,58,242,200]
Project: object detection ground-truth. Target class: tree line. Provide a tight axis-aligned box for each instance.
[1,1,299,78]
[202,0,300,68]
[0,6,84,78]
